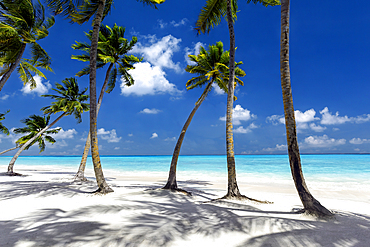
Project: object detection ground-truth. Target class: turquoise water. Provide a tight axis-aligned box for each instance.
[1,154,369,181]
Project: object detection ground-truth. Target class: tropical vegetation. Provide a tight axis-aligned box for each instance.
[0,0,54,92]
[163,41,246,192]
[71,23,142,181]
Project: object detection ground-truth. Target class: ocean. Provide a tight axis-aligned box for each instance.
[1,154,369,183]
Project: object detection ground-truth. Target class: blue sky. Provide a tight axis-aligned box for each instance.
[1,1,370,155]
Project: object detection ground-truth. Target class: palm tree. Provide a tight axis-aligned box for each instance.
[47,0,165,193]
[196,0,280,199]
[0,110,10,135]
[0,0,54,92]
[163,41,245,192]
[71,23,142,181]
[280,0,333,217]
[7,77,89,175]
[2,115,60,170]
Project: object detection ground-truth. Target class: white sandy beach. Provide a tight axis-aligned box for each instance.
[0,164,369,247]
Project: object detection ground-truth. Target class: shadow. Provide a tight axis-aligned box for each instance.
[1,175,370,246]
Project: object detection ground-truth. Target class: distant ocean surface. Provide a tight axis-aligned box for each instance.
[1,155,369,184]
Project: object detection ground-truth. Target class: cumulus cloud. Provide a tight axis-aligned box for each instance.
[120,62,182,96]
[97,128,121,143]
[320,107,351,125]
[262,144,287,152]
[130,35,182,72]
[234,123,258,134]
[220,105,256,125]
[158,18,188,29]
[150,133,158,139]
[304,135,346,147]
[309,123,326,132]
[184,42,204,65]
[21,75,52,95]
[140,108,162,114]
[51,128,77,139]
[349,138,370,145]
[164,137,176,141]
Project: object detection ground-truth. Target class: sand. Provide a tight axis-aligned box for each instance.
[0,164,369,247]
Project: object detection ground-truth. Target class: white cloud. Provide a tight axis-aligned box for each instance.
[164,137,176,141]
[21,75,52,95]
[212,83,225,95]
[48,140,68,149]
[266,114,285,125]
[130,35,182,72]
[97,128,121,143]
[309,123,327,132]
[353,114,370,123]
[184,42,204,65]
[304,135,346,147]
[262,144,287,152]
[121,62,182,96]
[140,108,162,114]
[170,18,188,27]
[1,94,9,100]
[320,107,351,125]
[220,105,256,125]
[128,133,133,137]
[234,123,258,134]
[150,133,158,139]
[114,147,120,150]
[51,128,77,139]
[349,138,370,145]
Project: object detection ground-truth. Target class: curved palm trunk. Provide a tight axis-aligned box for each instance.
[0,146,19,155]
[89,0,113,193]
[75,63,113,181]
[224,0,241,198]
[163,80,213,191]
[7,112,66,175]
[0,44,26,92]
[280,0,332,217]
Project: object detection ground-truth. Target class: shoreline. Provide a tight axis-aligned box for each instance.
[1,164,369,246]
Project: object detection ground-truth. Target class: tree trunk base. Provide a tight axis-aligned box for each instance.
[219,193,273,204]
[92,186,114,194]
[302,200,334,219]
[162,182,192,196]
[6,171,23,176]
[74,171,88,182]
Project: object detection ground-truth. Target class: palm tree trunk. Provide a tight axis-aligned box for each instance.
[163,80,214,191]
[280,0,332,218]
[0,43,26,92]
[7,112,66,175]
[224,0,241,198]
[0,146,19,155]
[75,63,114,181]
[89,0,113,193]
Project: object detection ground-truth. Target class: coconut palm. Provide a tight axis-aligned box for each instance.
[280,0,333,217]
[0,110,10,135]
[7,77,89,175]
[71,23,142,181]
[163,41,245,192]
[196,0,280,199]
[47,0,165,193]
[0,0,54,92]
[2,115,60,167]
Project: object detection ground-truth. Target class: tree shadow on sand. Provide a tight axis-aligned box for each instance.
[1,185,370,247]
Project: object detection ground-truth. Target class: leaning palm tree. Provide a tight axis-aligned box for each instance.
[0,0,54,92]
[196,0,280,199]
[47,0,165,193]
[280,0,332,217]
[7,78,89,175]
[0,110,10,135]
[163,41,245,192]
[3,115,60,172]
[71,23,142,181]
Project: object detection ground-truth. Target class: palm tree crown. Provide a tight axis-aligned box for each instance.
[0,110,10,135]
[0,0,55,90]
[186,41,245,95]
[41,77,89,123]
[72,23,142,92]
[13,115,61,153]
